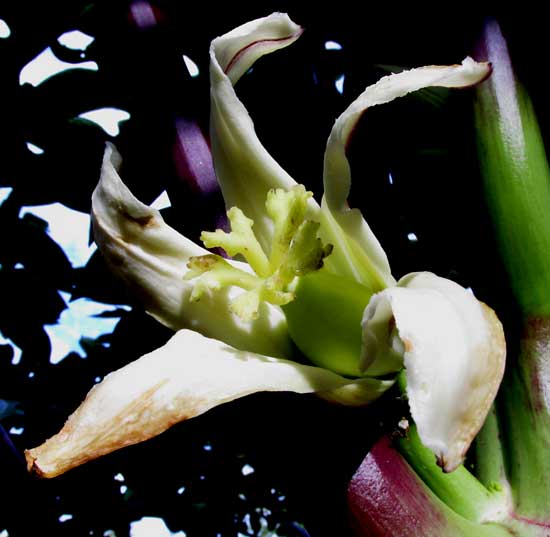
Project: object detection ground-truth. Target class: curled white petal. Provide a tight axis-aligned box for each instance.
[361,272,505,471]
[321,58,491,290]
[210,12,320,252]
[92,144,293,359]
[26,329,393,477]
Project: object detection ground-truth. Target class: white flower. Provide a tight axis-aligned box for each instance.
[26,13,504,478]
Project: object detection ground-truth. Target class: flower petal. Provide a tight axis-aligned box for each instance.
[321,58,491,290]
[25,329,393,477]
[210,13,320,251]
[92,144,293,359]
[361,272,505,471]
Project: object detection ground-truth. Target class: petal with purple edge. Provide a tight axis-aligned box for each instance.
[321,58,491,290]
[209,13,320,252]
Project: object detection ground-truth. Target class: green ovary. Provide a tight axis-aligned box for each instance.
[283,271,373,377]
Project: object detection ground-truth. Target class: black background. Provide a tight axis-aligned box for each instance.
[0,4,546,536]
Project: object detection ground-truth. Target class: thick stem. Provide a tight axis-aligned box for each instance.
[500,318,550,521]
[475,21,550,318]
[474,20,550,523]
[348,437,512,537]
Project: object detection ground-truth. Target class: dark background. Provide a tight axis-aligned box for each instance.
[0,4,546,536]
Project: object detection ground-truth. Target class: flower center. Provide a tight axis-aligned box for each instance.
[185,185,333,321]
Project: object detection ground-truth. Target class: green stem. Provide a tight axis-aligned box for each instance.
[475,21,550,317]
[475,20,550,523]
[398,425,505,522]
[499,318,550,521]
[349,437,513,537]
[475,405,509,495]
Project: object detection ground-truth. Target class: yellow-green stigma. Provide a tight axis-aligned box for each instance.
[185,185,333,321]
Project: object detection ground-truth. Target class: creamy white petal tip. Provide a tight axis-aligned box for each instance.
[26,329,392,477]
[361,272,505,471]
[320,58,490,289]
[209,13,320,253]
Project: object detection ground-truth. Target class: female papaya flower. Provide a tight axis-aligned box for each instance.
[25,13,505,479]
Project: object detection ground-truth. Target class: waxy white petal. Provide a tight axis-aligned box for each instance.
[26,329,393,477]
[210,13,320,252]
[322,58,491,290]
[361,272,505,471]
[92,144,293,359]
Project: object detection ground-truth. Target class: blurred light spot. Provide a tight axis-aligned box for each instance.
[0,330,22,365]
[94,376,102,383]
[278,494,286,501]
[238,493,246,501]
[26,142,45,155]
[312,70,318,85]
[58,30,95,51]
[0,19,11,39]
[28,371,34,378]
[9,426,24,435]
[120,485,128,494]
[59,514,73,523]
[130,517,186,537]
[151,190,171,210]
[182,55,200,77]
[335,74,345,94]
[20,203,96,268]
[78,108,131,137]
[388,173,394,185]
[177,486,186,495]
[45,292,130,364]
[241,464,254,476]
[19,47,98,87]
[130,1,158,29]
[242,514,253,534]
[325,40,342,51]
[0,529,9,537]
[103,531,116,537]
[114,472,125,482]
[203,443,212,452]
[14,263,24,269]
[407,232,418,242]
[0,187,13,206]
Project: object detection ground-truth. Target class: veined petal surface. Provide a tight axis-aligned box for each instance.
[92,144,293,358]
[210,13,320,252]
[26,329,392,477]
[361,272,505,471]
[321,58,491,290]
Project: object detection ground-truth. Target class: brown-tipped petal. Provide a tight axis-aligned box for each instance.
[92,144,293,359]
[361,272,506,472]
[26,329,392,478]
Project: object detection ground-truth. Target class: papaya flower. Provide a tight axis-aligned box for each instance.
[25,13,505,479]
